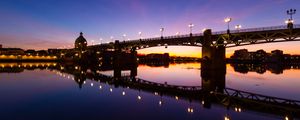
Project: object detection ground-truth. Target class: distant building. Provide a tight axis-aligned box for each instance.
[0,44,2,48]
[23,49,48,56]
[48,49,66,55]
[231,49,268,62]
[283,54,300,62]
[75,32,87,51]
[36,50,48,56]
[268,50,284,62]
[231,49,268,61]
[231,49,300,63]
[139,53,169,62]
[74,32,88,58]
[231,49,249,60]
[0,48,25,55]
[250,49,268,62]
[25,49,36,55]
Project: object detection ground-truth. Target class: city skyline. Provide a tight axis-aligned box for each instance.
[0,0,300,57]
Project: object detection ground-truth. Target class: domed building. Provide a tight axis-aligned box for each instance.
[75,32,87,51]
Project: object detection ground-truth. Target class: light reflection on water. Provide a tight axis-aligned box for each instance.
[137,63,201,86]
[136,63,300,100]
[0,62,299,120]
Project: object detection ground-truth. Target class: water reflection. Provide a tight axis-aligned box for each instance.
[0,62,300,120]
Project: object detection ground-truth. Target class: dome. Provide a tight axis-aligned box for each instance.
[75,32,87,50]
[75,32,87,44]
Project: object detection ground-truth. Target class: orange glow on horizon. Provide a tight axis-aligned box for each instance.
[138,46,201,58]
[138,42,300,58]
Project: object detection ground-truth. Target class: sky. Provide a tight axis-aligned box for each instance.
[0,0,300,57]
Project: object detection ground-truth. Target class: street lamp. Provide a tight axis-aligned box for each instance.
[110,36,114,41]
[224,17,232,34]
[286,9,296,29]
[286,19,294,29]
[188,23,194,35]
[91,40,95,45]
[99,38,103,44]
[235,25,241,32]
[160,27,164,38]
[224,115,230,120]
[138,32,142,39]
[122,34,127,41]
[285,19,294,24]
[287,9,296,20]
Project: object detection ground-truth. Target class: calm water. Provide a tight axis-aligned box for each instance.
[0,62,299,120]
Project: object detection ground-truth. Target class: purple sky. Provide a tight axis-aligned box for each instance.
[0,0,299,56]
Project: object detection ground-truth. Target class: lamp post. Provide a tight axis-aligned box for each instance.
[235,25,241,32]
[110,36,114,41]
[99,38,103,44]
[122,34,127,41]
[286,9,296,29]
[224,17,232,34]
[160,28,164,38]
[138,32,142,40]
[287,9,296,20]
[285,19,294,24]
[188,23,194,36]
[286,19,294,29]
[91,40,95,45]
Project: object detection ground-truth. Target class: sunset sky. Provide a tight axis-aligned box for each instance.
[0,0,300,57]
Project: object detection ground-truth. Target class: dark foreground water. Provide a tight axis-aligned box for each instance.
[0,62,299,120]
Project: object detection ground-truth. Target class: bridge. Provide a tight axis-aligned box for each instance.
[53,23,300,119]
[85,24,300,72]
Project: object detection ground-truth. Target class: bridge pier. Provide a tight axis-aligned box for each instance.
[130,47,138,78]
[113,40,122,78]
[201,29,226,93]
[201,29,226,108]
[113,40,138,78]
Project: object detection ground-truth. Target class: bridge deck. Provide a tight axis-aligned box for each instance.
[89,24,300,50]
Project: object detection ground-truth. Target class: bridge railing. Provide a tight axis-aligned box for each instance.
[223,87,300,106]
[128,24,300,43]
[213,24,300,35]
[93,71,300,107]
[94,24,300,46]
[123,33,204,45]
[134,78,202,91]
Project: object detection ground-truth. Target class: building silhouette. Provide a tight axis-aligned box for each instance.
[74,32,88,59]
[75,32,87,51]
[230,49,268,62]
[0,48,25,55]
[139,53,169,62]
[230,49,300,63]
